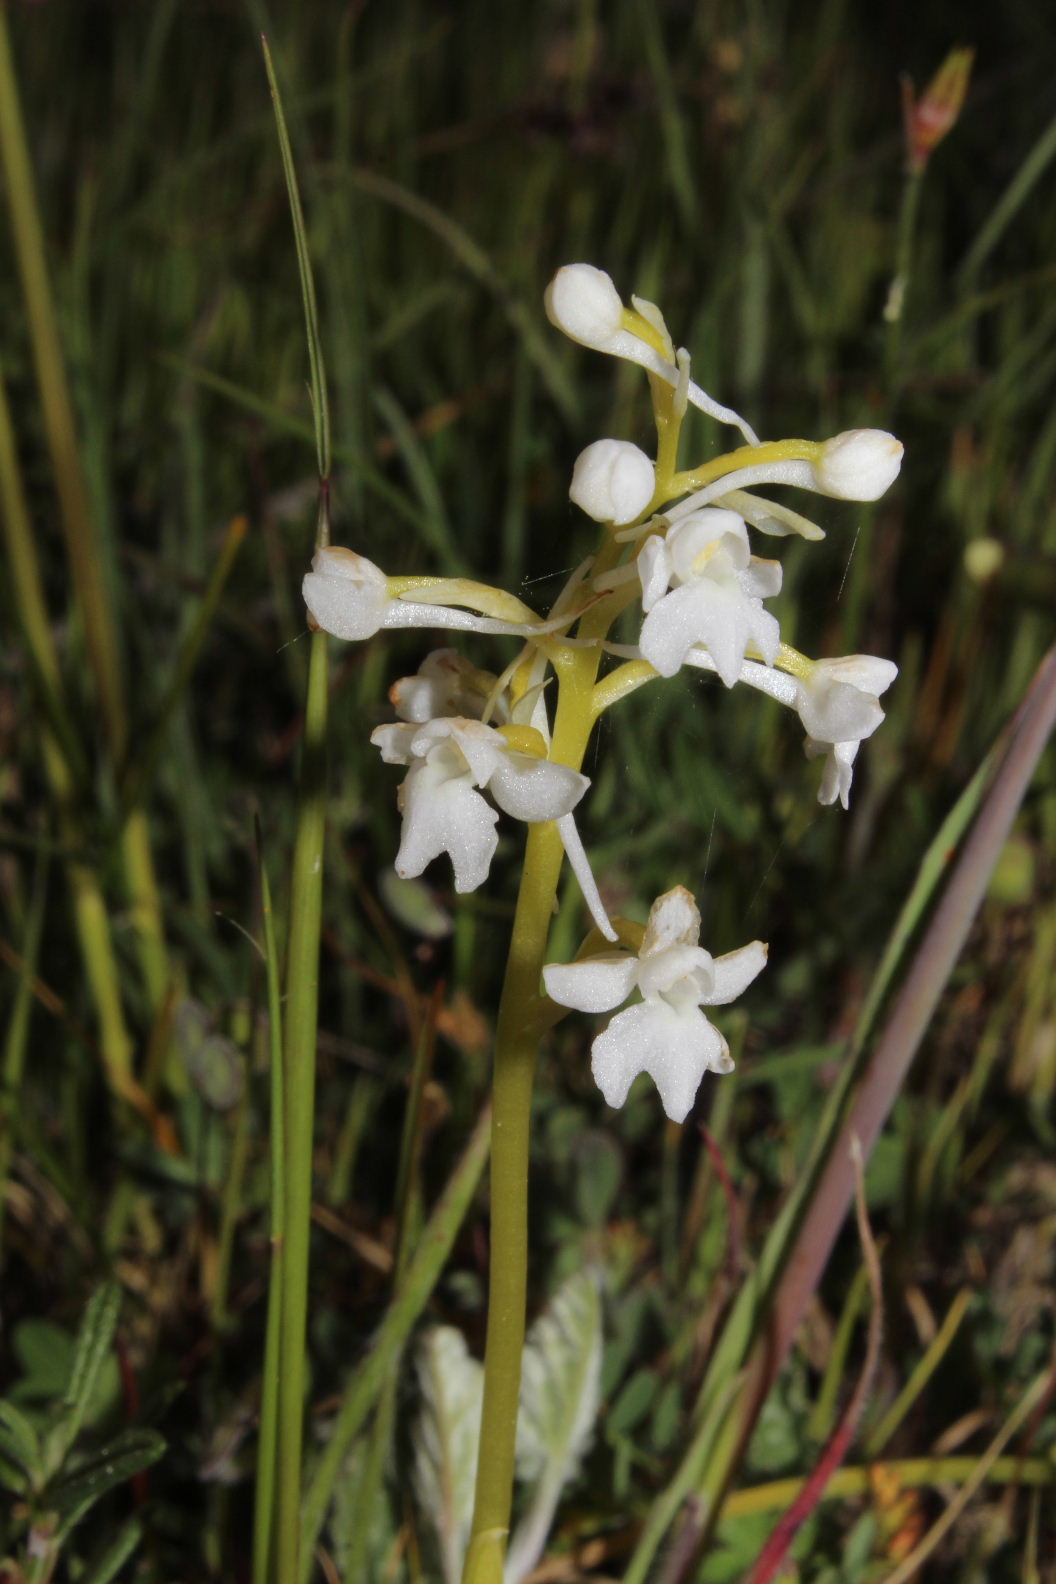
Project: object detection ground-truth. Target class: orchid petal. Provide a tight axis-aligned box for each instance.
[543,954,639,1013]
[701,940,769,1005]
[487,755,588,824]
[555,813,618,941]
[591,1002,730,1123]
[395,767,499,893]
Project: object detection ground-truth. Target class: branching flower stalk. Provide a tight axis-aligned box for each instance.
[303,263,903,1582]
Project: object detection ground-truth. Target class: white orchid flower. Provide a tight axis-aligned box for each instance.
[637,508,781,684]
[372,717,589,895]
[570,439,656,526]
[388,648,509,726]
[544,264,760,446]
[797,655,899,808]
[373,653,617,938]
[303,547,562,642]
[679,649,897,809]
[543,886,766,1123]
[812,430,904,501]
[633,430,905,554]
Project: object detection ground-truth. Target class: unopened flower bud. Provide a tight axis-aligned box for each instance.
[303,547,389,639]
[544,264,625,351]
[570,439,655,525]
[814,430,903,501]
[902,48,974,175]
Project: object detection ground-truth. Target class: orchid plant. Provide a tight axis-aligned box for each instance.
[303,263,902,1583]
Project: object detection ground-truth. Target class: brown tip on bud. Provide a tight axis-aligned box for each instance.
[902,46,974,174]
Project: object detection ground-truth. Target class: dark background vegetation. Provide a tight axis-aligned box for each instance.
[1,0,1054,1578]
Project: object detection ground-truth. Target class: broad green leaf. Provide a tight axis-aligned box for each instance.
[0,1397,42,1493]
[606,1368,658,1439]
[411,1327,484,1584]
[51,1429,165,1540]
[52,1282,121,1471]
[507,1272,603,1583]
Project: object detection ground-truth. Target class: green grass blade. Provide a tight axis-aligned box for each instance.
[252,818,286,1584]
[958,103,1056,286]
[118,515,248,822]
[262,35,331,482]
[261,34,335,1584]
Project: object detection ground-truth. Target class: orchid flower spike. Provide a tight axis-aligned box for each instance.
[637,508,782,684]
[543,886,767,1123]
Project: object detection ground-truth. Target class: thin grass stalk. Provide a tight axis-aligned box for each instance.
[0,7,125,752]
[210,1084,252,1335]
[0,364,133,1086]
[863,1287,972,1457]
[0,362,85,784]
[273,624,327,1584]
[339,985,441,1579]
[0,849,48,1263]
[262,38,333,1584]
[300,1103,492,1573]
[722,1451,1056,1519]
[883,168,923,384]
[252,829,286,1584]
[873,1362,1054,1584]
[806,1257,872,1443]
[957,102,1056,288]
[0,7,169,1014]
[118,516,249,823]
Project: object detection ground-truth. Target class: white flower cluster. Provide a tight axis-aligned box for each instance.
[301,263,904,1123]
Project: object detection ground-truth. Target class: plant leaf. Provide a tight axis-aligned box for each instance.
[506,1271,603,1583]
[411,1327,484,1584]
[78,1515,145,1584]
[49,1282,121,1474]
[0,1397,42,1493]
[51,1428,165,1541]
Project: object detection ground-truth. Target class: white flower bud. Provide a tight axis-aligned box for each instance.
[303,547,389,639]
[569,439,655,526]
[814,429,904,501]
[544,264,625,351]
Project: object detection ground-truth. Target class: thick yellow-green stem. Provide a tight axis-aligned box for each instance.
[462,393,778,1581]
[463,552,622,1584]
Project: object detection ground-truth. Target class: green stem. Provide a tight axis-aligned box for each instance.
[463,564,620,1581]
[274,627,328,1584]
[0,849,48,1265]
[253,836,286,1584]
[884,166,924,387]
[463,821,567,1584]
